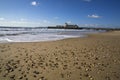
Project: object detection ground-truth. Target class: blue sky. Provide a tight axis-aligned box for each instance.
[0,0,120,27]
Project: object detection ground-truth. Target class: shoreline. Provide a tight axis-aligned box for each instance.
[0,30,105,44]
[0,28,104,43]
[0,31,120,80]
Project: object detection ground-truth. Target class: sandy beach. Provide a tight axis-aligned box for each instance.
[0,31,120,80]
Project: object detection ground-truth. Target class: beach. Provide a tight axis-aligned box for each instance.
[0,31,120,80]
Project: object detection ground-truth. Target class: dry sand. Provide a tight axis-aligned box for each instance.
[0,31,120,80]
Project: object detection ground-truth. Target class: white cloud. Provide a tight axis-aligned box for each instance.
[31,1,39,6]
[20,18,27,21]
[43,20,50,23]
[66,21,72,24]
[0,19,55,27]
[88,14,101,18]
[54,17,59,19]
[79,24,100,27]
[83,0,92,2]
[0,20,41,27]
[0,18,5,20]
[79,24,116,28]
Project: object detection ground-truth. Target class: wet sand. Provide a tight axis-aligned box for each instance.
[0,31,120,80]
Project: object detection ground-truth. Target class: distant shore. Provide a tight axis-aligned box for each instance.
[48,26,120,31]
[0,26,120,31]
[0,31,120,80]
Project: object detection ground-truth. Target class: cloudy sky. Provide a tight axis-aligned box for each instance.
[0,0,120,27]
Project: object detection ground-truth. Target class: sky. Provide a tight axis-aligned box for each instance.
[0,0,120,27]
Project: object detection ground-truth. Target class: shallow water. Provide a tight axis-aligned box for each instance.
[0,27,105,43]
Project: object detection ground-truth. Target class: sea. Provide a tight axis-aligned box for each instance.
[0,27,105,43]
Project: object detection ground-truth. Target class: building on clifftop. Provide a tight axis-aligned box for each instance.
[64,23,79,29]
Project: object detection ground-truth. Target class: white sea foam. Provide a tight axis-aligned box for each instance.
[0,28,104,43]
[0,38,13,43]
[1,34,82,43]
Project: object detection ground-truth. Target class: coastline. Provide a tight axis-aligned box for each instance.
[0,31,120,80]
[0,27,104,43]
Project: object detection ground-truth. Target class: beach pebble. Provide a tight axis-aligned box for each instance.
[61,73,64,78]
[33,75,37,77]
[27,67,30,71]
[18,76,23,79]
[26,78,28,80]
[5,70,9,74]
[105,76,111,80]
[85,68,89,71]
[90,77,94,80]
[113,60,117,63]
[3,73,7,77]
[9,75,15,79]
[18,68,22,71]
[24,74,27,77]
[33,71,40,74]
[95,57,99,60]
[88,75,94,80]
[76,66,81,70]
[39,76,46,80]
[84,73,89,77]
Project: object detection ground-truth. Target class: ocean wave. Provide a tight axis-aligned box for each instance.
[0,28,105,43]
[0,38,13,43]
